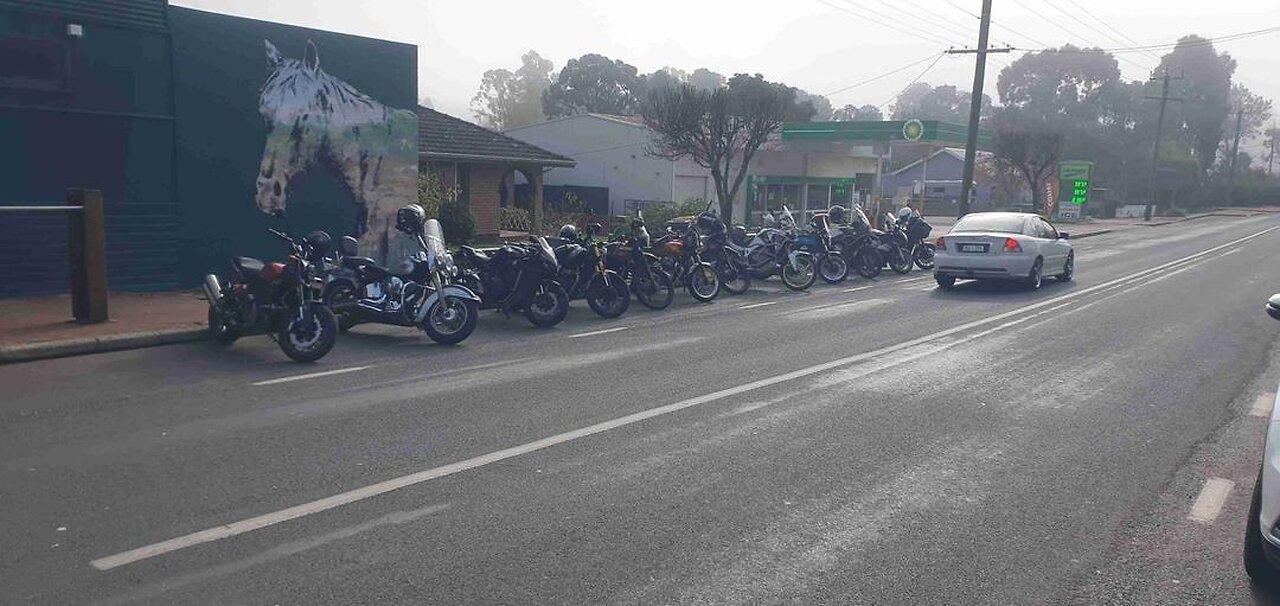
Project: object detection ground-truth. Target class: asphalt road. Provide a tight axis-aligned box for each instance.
[5,215,1280,604]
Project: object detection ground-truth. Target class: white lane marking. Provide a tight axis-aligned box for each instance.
[738,302,779,310]
[842,285,874,293]
[1252,391,1276,418]
[251,366,371,387]
[789,298,891,318]
[88,225,1280,571]
[1188,478,1235,524]
[567,327,630,339]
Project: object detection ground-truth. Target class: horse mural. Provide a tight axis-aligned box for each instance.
[256,39,418,263]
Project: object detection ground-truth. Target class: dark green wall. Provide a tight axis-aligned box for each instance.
[169,6,418,283]
[0,10,177,295]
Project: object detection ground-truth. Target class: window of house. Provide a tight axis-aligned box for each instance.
[0,35,70,92]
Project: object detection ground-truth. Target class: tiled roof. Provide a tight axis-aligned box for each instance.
[418,107,575,167]
[3,0,169,32]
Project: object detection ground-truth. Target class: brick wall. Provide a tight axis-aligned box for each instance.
[468,164,505,239]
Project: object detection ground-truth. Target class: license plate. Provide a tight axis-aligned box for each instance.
[958,243,988,253]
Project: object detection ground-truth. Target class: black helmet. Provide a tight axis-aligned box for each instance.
[828,205,848,225]
[303,230,331,255]
[395,204,426,235]
[559,224,578,242]
[338,235,359,256]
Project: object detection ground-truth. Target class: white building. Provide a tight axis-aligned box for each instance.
[505,114,884,226]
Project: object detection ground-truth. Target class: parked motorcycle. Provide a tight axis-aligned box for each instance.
[204,227,338,362]
[456,236,571,328]
[878,212,915,275]
[725,206,816,291]
[829,204,885,280]
[652,221,721,302]
[900,209,936,269]
[691,201,752,295]
[796,212,849,284]
[604,211,676,309]
[552,223,631,318]
[321,208,481,345]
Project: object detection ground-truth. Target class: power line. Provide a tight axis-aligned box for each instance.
[1039,0,1155,72]
[824,52,945,97]
[1057,0,1162,61]
[880,52,947,110]
[1023,25,1280,54]
[836,0,973,49]
[1007,0,1152,73]
[816,0,957,47]
[871,0,979,46]
[940,0,1051,48]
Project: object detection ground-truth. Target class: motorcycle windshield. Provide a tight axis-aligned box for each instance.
[780,206,796,228]
[422,218,454,273]
[535,236,557,269]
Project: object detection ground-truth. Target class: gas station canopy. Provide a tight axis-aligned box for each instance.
[782,120,994,150]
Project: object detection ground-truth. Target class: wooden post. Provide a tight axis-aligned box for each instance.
[67,188,108,323]
[531,168,545,236]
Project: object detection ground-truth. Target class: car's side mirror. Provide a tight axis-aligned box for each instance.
[1268,294,1280,321]
[1058,232,1070,239]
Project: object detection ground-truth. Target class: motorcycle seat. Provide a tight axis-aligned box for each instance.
[234,256,264,274]
[341,256,381,269]
[459,246,492,264]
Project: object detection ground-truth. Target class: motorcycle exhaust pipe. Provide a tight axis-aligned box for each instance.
[203,274,224,311]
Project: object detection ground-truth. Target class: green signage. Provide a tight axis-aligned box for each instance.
[1059,161,1093,206]
[902,119,924,142]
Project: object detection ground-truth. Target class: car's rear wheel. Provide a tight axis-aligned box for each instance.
[1245,467,1279,586]
[1025,258,1043,290]
[1057,252,1075,282]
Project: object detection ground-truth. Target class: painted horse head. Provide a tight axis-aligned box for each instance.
[255,39,420,262]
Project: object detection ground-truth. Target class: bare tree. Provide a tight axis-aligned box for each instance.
[641,75,796,224]
[991,125,1064,215]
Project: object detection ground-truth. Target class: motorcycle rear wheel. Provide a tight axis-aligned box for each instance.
[855,248,883,279]
[525,281,570,328]
[322,280,360,332]
[633,268,674,310]
[586,272,631,318]
[913,244,936,270]
[277,304,338,363]
[781,256,817,291]
[818,254,849,284]
[421,297,479,345]
[207,305,240,345]
[718,258,751,295]
[888,248,913,275]
[686,263,721,302]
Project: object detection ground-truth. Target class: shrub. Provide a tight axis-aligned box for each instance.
[499,206,532,232]
[643,198,709,231]
[417,172,474,244]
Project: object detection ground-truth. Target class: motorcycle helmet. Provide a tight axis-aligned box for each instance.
[729,224,748,246]
[303,230,331,256]
[395,204,426,235]
[559,224,578,242]
[897,206,914,223]
[338,235,359,257]
[828,205,848,225]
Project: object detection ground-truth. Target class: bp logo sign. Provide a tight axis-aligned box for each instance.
[902,119,924,142]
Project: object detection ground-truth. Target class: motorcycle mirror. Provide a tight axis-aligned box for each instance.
[1268,294,1280,321]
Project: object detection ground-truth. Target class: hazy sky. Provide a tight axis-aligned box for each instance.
[175,0,1280,129]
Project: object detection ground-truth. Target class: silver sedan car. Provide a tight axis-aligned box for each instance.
[933,212,1074,289]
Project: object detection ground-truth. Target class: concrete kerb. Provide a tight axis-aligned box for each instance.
[0,328,207,364]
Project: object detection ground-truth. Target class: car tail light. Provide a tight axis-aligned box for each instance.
[935,236,946,250]
[1003,237,1022,253]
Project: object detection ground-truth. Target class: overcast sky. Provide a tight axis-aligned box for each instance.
[175,0,1280,127]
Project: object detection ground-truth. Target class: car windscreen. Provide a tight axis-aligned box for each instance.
[953,215,1026,234]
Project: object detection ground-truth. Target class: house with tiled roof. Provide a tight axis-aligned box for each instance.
[417,107,575,240]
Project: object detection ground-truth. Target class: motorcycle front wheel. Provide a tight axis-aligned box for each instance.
[913,243,936,270]
[888,248,913,275]
[586,271,631,318]
[717,258,751,295]
[632,267,674,310]
[818,253,849,285]
[781,255,817,291]
[687,262,721,302]
[277,303,338,362]
[421,297,479,345]
[855,248,883,279]
[525,281,570,328]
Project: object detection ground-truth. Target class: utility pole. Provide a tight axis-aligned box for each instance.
[950,0,1012,218]
[1144,70,1183,221]
[1226,106,1244,206]
[1266,124,1276,176]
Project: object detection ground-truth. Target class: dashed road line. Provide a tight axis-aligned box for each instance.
[842,285,874,293]
[738,302,779,310]
[251,366,371,387]
[1188,477,1235,524]
[567,327,630,339]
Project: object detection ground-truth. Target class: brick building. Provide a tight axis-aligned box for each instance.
[417,107,575,240]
